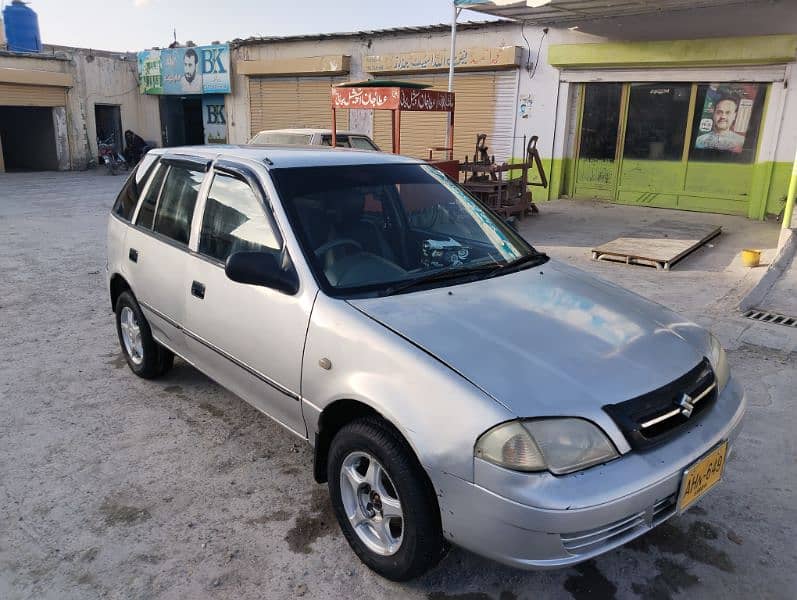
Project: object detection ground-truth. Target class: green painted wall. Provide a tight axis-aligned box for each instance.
[505,157,791,218]
[549,34,797,69]
[761,161,793,217]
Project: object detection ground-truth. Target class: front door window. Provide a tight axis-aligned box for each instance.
[198,173,279,262]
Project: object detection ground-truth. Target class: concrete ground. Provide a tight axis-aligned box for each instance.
[1,171,795,600]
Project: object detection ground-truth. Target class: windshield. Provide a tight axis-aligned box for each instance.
[272,164,543,297]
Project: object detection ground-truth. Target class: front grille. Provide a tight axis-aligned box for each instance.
[561,494,677,555]
[603,359,717,449]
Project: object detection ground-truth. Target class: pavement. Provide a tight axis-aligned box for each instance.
[763,252,797,317]
[1,171,795,600]
[751,235,797,319]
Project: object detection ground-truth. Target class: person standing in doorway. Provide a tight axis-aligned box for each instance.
[182,48,202,94]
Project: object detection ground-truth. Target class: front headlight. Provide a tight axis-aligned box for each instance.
[708,334,730,392]
[475,418,619,475]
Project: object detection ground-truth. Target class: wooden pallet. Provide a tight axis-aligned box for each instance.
[592,221,722,271]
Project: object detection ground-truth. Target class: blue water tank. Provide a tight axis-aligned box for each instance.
[3,1,42,53]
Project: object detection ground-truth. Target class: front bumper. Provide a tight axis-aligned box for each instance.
[435,376,746,569]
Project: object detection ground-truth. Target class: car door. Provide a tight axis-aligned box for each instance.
[126,157,208,355]
[183,162,310,437]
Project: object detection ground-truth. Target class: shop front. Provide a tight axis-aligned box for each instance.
[363,47,521,161]
[237,56,353,136]
[137,44,231,146]
[551,35,797,218]
[0,64,71,171]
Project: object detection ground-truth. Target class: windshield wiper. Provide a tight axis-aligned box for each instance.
[487,252,549,277]
[380,263,497,296]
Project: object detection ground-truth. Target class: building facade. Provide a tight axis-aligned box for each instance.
[219,1,796,219]
[0,45,160,172]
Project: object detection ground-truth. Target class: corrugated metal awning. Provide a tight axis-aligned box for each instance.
[454,0,753,24]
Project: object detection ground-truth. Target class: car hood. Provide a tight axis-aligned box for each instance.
[348,260,708,417]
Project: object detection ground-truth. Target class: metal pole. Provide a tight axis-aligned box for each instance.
[331,107,337,148]
[448,3,459,93]
[781,145,797,231]
[446,3,460,156]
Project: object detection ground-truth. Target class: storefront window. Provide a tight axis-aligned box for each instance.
[623,83,691,160]
[689,83,767,164]
[579,83,622,161]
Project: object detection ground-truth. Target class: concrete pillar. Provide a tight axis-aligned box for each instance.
[52,106,70,170]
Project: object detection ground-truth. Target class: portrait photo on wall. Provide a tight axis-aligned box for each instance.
[690,83,766,163]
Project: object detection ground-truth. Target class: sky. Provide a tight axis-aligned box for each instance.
[14,0,492,52]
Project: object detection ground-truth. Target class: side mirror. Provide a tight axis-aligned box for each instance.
[225,251,299,295]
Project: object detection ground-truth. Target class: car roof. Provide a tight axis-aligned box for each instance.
[149,145,421,169]
[252,128,362,136]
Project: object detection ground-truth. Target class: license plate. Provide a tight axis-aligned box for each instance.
[677,441,728,512]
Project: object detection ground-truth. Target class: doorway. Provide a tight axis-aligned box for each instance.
[159,96,204,147]
[95,104,123,156]
[0,106,59,171]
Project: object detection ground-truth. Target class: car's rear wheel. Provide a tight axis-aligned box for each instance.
[327,417,445,581]
[115,291,173,379]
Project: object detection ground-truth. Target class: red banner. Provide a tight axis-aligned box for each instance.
[331,87,400,110]
[399,88,454,112]
[331,87,455,112]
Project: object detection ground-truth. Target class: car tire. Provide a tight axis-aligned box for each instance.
[115,291,174,379]
[327,416,445,581]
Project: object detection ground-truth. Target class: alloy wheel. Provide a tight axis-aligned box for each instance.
[339,451,404,556]
[120,306,144,365]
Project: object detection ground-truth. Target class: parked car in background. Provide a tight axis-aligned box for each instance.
[107,145,745,581]
[248,128,380,151]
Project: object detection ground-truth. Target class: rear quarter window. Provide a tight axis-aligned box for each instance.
[112,153,158,221]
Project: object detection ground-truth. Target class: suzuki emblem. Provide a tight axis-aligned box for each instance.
[678,393,695,418]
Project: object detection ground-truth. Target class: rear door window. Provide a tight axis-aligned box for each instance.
[135,162,168,230]
[321,135,351,148]
[113,154,158,221]
[151,166,205,245]
[350,136,379,151]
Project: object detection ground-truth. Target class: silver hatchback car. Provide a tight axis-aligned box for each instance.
[107,145,745,581]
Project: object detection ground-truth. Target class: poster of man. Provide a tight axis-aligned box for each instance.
[694,84,759,153]
[181,48,203,94]
[161,47,202,95]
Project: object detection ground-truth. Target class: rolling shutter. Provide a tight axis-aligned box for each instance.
[0,83,66,107]
[248,76,349,137]
[372,71,518,162]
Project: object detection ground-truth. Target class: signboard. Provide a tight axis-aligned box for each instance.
[694,83,762,154]
[331,87,454,112]
[202,95,227,144]
[364,46,520,74]
[137,44,231,95]
[137,50,163,95]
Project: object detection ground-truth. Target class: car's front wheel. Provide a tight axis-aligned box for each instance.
[115,291,174,379]
[327,417,445,581]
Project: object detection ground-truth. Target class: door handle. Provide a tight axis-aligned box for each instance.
[128,248,138,263]
[191,280,205,299]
